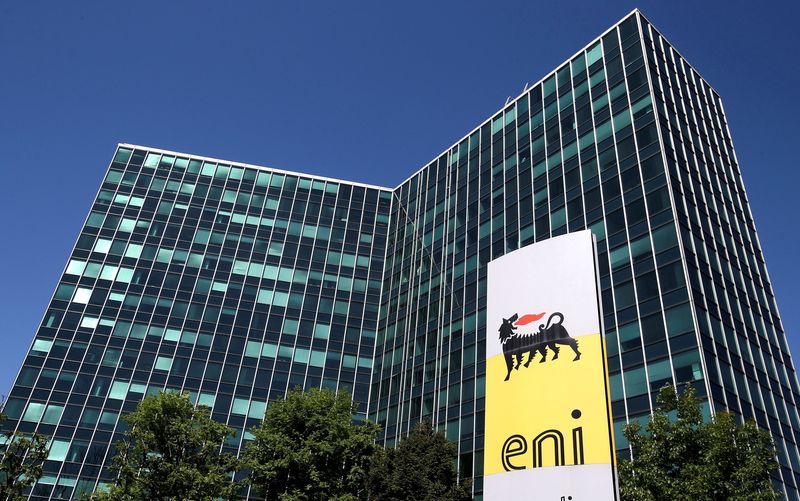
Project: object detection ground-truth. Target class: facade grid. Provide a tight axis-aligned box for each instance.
[2,9,799,500]
[3,148,391,499]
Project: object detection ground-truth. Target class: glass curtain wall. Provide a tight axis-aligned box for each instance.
[3,147,391,499]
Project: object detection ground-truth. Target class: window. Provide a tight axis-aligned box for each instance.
[65,259,86,275]
[79,409,99,428]
[67,441,89,463]
[144,152,160,167]
[623,366,647,397]
[164,328,180,342]
[231,398,249,415]
[22,402,45,422]
[93,239,112,254]
[314,324,330,340]
[125,244,143,259]
[54,283,75,300]
[245,341,261,358]
[31,339,53,355]
[73,288,92,304]
[652,223,678,252]
[248,401,267,419]
[665,303,693,337]
[262,343,278,358]
[83,263,101,278]
[118,218,135,232]
[155,357,173,371]
[109,381,129,400]
[99,265,118,281]
[197,393,216,407]
[647,359,672,389]
[81,317,100,329]
[48,439,71,461]
[310,351,326,368]
[41,404,64,425]
[116,268,134,283]
[80,317,99,329]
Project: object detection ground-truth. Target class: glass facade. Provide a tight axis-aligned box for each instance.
[3,9,799,500]
[2,148,391,499]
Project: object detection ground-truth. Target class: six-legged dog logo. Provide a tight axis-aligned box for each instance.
[498,311,581,381]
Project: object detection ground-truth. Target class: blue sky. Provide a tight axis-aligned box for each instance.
[1,1,798,397]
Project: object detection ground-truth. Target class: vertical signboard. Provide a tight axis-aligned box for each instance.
[484,230,617,500]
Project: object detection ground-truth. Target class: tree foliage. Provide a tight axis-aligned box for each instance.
[0,413,49,500]
[367,420,471,501]
[618,384,780,501]
[90,391,240,501]
[244,388,379,501]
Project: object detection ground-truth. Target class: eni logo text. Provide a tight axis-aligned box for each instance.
[500,409,585,471]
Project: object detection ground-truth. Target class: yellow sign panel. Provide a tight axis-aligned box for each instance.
[485,333,613,474]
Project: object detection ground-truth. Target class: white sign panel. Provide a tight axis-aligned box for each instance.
[483,230,618,500]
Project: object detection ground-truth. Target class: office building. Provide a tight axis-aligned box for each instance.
[3,9,799,500]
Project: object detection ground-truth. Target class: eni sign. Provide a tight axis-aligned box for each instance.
[484,230,618,500]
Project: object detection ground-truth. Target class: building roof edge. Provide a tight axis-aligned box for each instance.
[117,143,394,192]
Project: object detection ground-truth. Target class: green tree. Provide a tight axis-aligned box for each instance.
[0,413,49,500]
[618,384,780,501]
[90,391,240,501]
[367,420,471,501]
[244,388,379,501]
